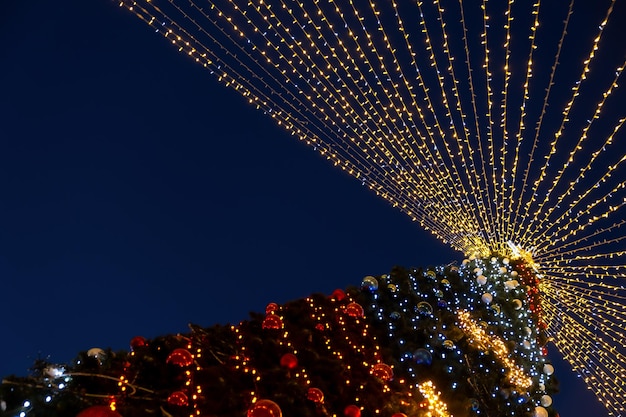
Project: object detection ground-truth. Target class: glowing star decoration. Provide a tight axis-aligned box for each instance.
[457,311,533,390]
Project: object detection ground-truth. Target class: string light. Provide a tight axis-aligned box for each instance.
[117,0,626,412]
[457,310,533,390]
[417,381,450,417]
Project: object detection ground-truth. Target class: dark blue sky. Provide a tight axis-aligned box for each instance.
[0,1,610,416]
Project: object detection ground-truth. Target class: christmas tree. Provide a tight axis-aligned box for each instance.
[1,255,558,417]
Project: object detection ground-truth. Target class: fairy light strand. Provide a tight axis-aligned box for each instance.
[507,0,574,239]
[514,0,618,240]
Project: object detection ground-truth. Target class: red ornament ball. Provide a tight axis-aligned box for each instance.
[76,405,123,417]
[331,289,346,301]
[315,323,325,331]
[247,399,282,417]
[541,346,548,356]
[391,414,408,417]
[167,391,189,407]
[345,302,364,318]
[129,336,147,351]
[371,363,393,381]
[279,353,298,370]
[262,314,284,330]
[166,348,193,367]
[265,303,279,314]
[344,405,361,417]
[307,387,324,403]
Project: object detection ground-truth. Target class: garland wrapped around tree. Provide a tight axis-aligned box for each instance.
[1,255,558,417]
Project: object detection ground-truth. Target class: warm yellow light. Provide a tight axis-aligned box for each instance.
[457,311,533,390]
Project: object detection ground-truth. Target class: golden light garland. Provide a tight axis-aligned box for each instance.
[416,380,450,417]
[117,0,626,413]
[456,310,533,391]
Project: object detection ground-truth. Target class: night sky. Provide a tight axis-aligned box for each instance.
[0,1,612,416]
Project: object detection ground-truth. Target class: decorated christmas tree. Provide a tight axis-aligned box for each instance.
[3,0,625,416]
[1,255,559,417]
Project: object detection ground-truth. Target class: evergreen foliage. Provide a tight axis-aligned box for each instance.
[1,256,557,417]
